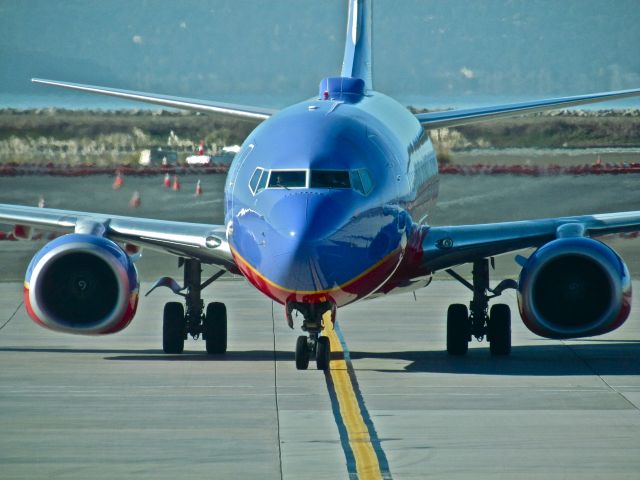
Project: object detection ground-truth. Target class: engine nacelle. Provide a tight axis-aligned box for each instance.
[518,237,631,339]
[24,234,139,335]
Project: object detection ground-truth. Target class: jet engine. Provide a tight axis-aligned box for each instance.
[24,234,139,334]
[517,237,631,339]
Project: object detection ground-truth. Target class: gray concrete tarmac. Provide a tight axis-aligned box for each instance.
[1,279,639,479]
[1,173,640,478]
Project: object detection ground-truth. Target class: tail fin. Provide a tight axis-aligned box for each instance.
[341,0,373,90]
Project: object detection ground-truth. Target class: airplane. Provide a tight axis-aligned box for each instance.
[2,0,640,370]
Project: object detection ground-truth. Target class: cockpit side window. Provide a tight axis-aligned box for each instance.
[310,170,351,189]
[358,169,374,195]
[256,169,269,193]
[350,169,373,195]
[268,170,307,188]
[249,167,264,195]
[350,170,364,194]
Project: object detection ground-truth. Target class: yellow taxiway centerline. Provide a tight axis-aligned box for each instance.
[324,318,384,480]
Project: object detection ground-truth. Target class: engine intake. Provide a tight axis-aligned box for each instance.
[518,237,631,339]
[24,234,139,335]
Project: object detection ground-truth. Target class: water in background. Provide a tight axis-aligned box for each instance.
[2,92,639,111]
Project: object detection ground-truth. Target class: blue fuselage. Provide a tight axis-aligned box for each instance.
[225,78,438,307]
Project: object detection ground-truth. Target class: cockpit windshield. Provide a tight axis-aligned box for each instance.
[310,170,351,189]
[268,170,307,188]
[250,168,374,195]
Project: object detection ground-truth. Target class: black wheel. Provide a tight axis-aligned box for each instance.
[316,336,331,370]
[295,336,310,370]
[163,302,185,354]
[447,303,470,355]
[204,302,227,354]
[488,303,511,356]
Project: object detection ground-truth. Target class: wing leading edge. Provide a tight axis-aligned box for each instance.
[32,78,276,121]
[0,204,237,273]
[419,211,640,273]
[416,87,640,129]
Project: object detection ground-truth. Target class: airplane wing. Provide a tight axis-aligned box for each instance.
[420,211,640,272]
[0,204,238,273]
[416,87,640,129]
[32,78,277,121]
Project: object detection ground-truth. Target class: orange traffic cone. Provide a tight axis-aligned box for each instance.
[172,175,181,191]
[129,191,141,208]
[113,170,123,189]
[195,179,203,196]
[163,172,171,188]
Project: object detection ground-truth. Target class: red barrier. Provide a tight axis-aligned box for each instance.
[0,231,59,241]
[439,163,640,176]
[1,162,640,177]
[0,163,230,177]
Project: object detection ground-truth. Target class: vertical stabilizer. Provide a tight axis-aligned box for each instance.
[341,0,373,90]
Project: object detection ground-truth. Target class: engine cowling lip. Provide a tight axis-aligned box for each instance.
[28,239,133,334]
[518,238,626,338]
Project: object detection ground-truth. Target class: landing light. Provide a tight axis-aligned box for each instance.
[205,236,222,249]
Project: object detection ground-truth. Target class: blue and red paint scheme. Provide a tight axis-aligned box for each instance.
[1,0,640,348]
[24,234,139,335]
[518,237,631,338]
[225,77,438,307]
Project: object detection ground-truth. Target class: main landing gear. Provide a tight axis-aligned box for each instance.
[445,258,517,356]
[160,258,227,354]
[290,301,333,371]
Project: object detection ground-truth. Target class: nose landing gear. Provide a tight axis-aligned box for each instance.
[295,333,331,370]
[290,301,334,370]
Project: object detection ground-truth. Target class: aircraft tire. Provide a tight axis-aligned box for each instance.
[295,336,310,370]
[488,303,511,356]
[163,302,185,354]
[447,303,470,355]
[316,336,331,370]
[204,302,227,354]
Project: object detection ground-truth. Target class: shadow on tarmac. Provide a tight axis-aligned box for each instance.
[2,342,638,374]
[0,346,295,361]
[349,341,640,376]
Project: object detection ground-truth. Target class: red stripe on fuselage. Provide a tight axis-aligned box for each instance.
[231,246,403,307]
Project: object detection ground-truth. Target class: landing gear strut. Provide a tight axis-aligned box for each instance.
[445,258,516,356]
[162,258,227,354]
[290,301,333,370]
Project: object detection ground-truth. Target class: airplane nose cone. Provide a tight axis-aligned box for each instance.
[264,192,352,292]
[269,192,347,244]
[268,192,309,242]
[232,191,402,304]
